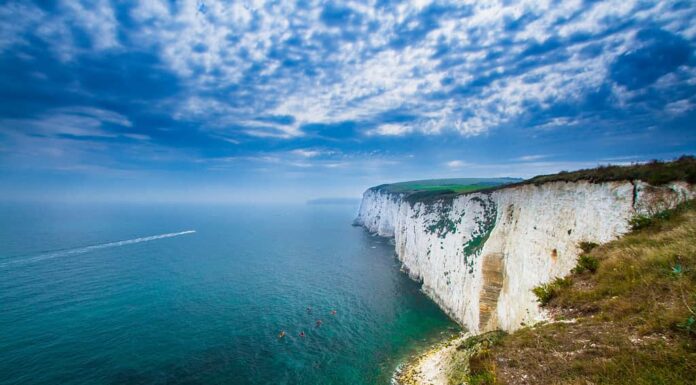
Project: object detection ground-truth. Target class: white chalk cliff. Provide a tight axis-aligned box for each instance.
[355,180,695,334]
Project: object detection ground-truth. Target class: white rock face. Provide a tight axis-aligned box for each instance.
[355,180,695,334]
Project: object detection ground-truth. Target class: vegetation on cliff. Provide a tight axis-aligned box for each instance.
[372,178,520,194]
[453,199,696,385]
[370,178,520,205]
[373,157,696,206]
[519,155,696,187]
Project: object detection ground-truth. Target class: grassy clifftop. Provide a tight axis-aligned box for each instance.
[371,178,520,194]
[453,200,696,385]
[370,156,696,206]
[520,155,696,186]
[369,178,520,205]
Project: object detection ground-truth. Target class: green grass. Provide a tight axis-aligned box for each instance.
[572,254,599,274]
[578,241,599,253]
[457,199,696,385]
[532,277,573,306]
[372,178,520,206]
[373,178,520,193]
[393,183,495,193]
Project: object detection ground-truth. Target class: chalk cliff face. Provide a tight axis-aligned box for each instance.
[355,180,695,334]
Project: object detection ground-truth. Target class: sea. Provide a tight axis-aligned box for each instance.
[0,202,458,385]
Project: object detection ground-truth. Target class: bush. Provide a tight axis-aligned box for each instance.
[457,331,507,385]
[677,316,695,335]
[533,277,572,306]
[467,371,496,385]
[630,207,684,231]
[573,255,599,274]
[629,214,654,231]
[654,210,675,221]
[578,241,599,253]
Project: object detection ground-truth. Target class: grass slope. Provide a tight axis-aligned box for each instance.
[458,200,696,385]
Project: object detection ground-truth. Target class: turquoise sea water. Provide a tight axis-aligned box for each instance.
[0,203,458,385]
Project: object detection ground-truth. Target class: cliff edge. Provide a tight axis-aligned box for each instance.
[355,157,696,334]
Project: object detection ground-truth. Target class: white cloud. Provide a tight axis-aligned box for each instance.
[291,149,323,158]
[173,96,304,138]
[10,0,122,61]
[61,0,120,51]
[445,160,468,169]
[0,2,45,53]
[324,162,349,168]
[257,0,678,137]
[242,127,300,139]
[367,123,413,136]
[664,99,694,116]
[515,154,549,162]
[55,106,132,127]
[0,107,137,139]
[5,0,694,140]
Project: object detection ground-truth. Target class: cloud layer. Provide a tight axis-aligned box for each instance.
[0,0,694,201]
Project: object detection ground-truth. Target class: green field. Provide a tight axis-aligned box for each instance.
[372,178,520,194]
[370,178,521,205]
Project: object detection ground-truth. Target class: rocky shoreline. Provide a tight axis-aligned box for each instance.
[393,333,469,385]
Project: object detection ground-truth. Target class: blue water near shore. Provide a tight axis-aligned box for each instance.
[0,203,458,385]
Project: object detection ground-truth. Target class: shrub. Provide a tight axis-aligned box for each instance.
[467,370,496,385]
[573,255,599,274]
[533,285,554,306]
[677,316,695,335]
[578,241,599,253]
[629,214,654,231]
[533,277,572,306]
[630,204,688,231]
[458,330,507,350]
[654,210,675,221]
[671,263,683,276]
[456,331,507,385]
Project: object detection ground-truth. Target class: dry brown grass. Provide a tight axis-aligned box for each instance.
[461,200,696,385]
[521,155,696,186]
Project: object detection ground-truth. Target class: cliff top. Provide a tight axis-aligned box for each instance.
[517,155,696,187]
[369,178,520,203]
[369,156,696,204]
[371,178,521,194]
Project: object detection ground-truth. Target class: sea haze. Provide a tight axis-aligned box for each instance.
[0,202,458,385]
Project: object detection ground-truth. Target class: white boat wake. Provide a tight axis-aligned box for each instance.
[1,230,196,268]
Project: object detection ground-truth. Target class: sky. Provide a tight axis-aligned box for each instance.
[0,0,695,203]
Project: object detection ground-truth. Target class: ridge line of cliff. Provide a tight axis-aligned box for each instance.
[356,159,696,334]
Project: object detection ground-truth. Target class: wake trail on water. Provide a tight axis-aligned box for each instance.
[0,230,196,268]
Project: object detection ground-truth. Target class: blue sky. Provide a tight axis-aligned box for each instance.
[0,0,695,202]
